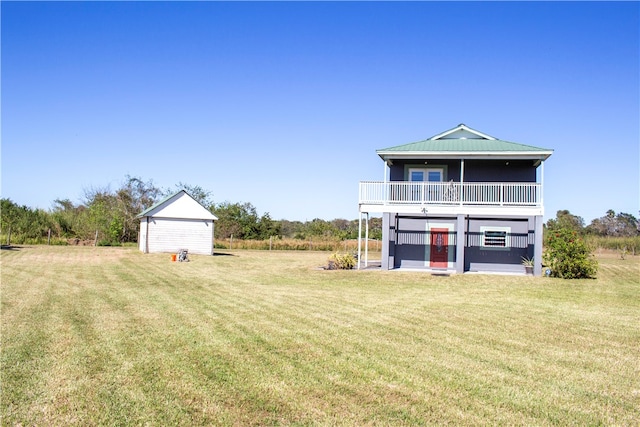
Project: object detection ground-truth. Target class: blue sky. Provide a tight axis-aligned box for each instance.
[2,1,638,223]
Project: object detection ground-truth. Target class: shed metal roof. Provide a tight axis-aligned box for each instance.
[136,190,217,220]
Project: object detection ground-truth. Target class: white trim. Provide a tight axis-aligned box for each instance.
[429,124,497,141]
[377,151,553,160]
[540,160,544,207]
[480,226,511,248]
[359,203,544,217]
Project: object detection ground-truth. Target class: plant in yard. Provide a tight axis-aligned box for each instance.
[328,252,357,270]
[543,227,598,279]
[521,256,534,274]
[521,256,534,267]
[619,246,628,260]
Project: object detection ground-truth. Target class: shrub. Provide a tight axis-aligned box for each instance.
[328,252,357,270]
[543,228,598,279]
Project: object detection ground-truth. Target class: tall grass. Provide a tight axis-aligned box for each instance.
[586,235,640,254]
[215,237,382,252]
[1,247,639,425]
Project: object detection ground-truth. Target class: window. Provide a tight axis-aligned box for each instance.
[480,226,511,248]
[428,170,442,182]
[410,170,424,181]
[408,168,443,182]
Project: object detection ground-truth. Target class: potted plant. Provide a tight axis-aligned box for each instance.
[521,256,534,275]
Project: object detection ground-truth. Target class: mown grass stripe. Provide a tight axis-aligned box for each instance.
[2,247,639,425]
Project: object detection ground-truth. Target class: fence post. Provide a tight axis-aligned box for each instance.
[94,230,98,246]
[230,234,233,250]
[48,229,51,245]
[269,236,272,251]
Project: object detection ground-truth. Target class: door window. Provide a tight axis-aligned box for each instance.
[409,168,443,182]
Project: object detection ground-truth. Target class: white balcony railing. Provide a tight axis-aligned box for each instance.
[359,181,541,207]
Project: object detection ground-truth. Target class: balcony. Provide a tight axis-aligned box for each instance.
[359,181,543,215]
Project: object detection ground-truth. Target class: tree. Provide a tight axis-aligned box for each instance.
[586,210,639,237]
[280,220,304,238]
[257,212,281,239]
[1,198,19,244]
[1,199,54,244]
[213,202,259,239]
[304,218,337,238]
[117,176,161,242]
[545,210,585,234]
[164,182,214,210]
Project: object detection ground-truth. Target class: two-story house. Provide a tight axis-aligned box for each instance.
[357,124,553,276]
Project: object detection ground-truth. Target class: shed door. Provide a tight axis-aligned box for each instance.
[430,228,449,268]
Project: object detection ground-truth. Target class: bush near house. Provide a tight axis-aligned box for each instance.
[544,227,598,279]
[328,252,357,269]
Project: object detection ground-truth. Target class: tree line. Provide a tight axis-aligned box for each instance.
[1,175,636,247]
[0,176,382,246]
[545,209,639,237]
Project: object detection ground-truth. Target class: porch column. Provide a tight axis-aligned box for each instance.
[456,214,465,274]
[381,213,390,270]
[534,215,544,276]
[357,213,362,270]
[364,213,369,268]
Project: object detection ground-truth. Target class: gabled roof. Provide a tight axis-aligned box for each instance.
[136,190,218,220]
[377,124,553,161]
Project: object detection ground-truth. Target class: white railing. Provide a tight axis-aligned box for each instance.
[359,181,541,207]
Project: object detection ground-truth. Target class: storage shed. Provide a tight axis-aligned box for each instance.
[136,190,218,256]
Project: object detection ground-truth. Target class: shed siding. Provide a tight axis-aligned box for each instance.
[146,218,213,255]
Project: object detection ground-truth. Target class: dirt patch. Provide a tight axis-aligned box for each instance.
[66,239,96,246]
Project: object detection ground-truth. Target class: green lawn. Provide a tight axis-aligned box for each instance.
[1,246,639,425]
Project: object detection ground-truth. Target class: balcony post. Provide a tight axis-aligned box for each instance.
[460,159,465,206]
[383,161,388,205]
[540,160,544,207]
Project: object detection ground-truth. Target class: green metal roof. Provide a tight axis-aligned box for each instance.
[377,138,552,153]
[376,124,553,160]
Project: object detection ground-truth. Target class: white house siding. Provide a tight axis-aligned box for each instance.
[391,216,457,269]
[145,217,214,255]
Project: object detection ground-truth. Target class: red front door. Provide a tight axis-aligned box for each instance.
[430,228,449,268]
